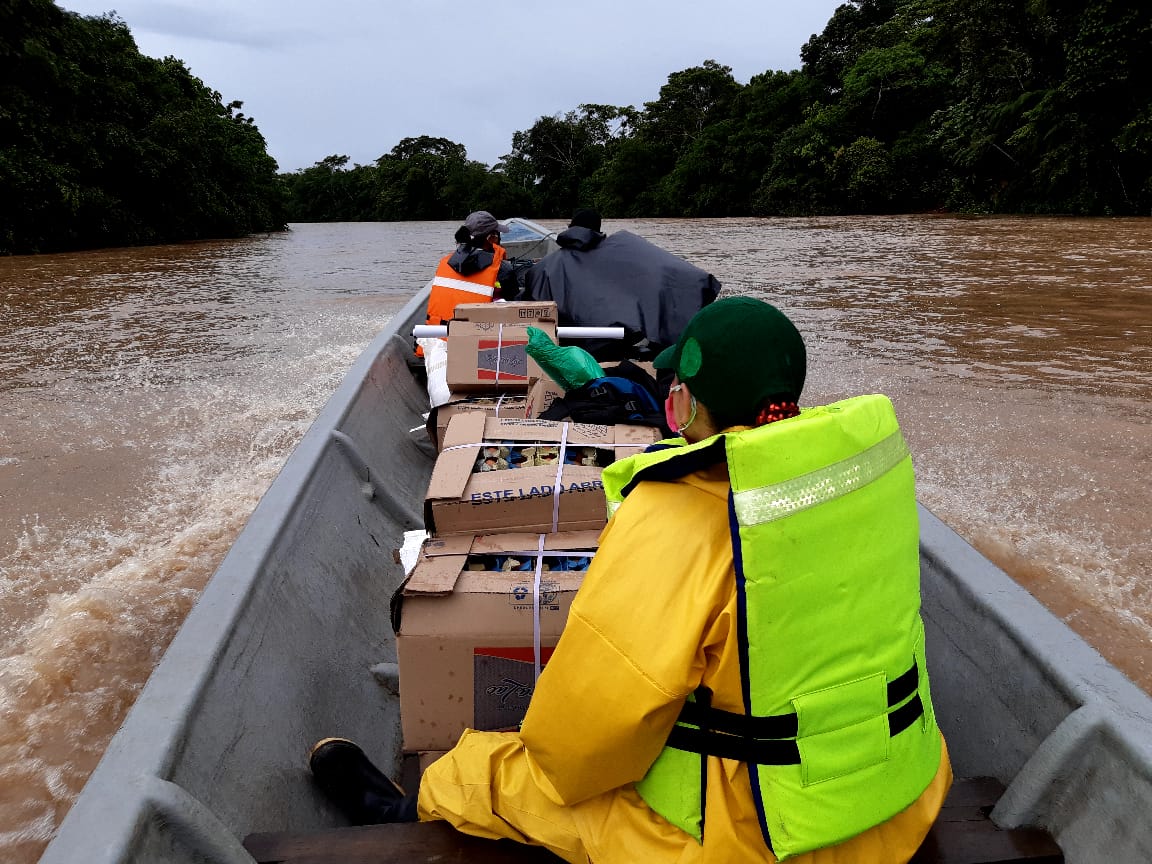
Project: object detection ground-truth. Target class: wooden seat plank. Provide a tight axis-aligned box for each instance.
[909,778,1063,864]
[244,777,1062,864]
[243,820,564,864]
[910,818,1064,864]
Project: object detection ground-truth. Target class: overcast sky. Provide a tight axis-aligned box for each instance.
[57,0,845,173]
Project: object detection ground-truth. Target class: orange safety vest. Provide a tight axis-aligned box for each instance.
[424,243,507,327]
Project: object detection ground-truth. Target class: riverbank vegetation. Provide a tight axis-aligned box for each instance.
[1,0,286,255]
[6,0,1150,255]
[285,0,1152,221]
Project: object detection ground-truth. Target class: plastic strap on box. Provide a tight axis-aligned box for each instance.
[441,439,647,455]
[533,533,546,681]
[494,323,505,387]
[550,423,569,533]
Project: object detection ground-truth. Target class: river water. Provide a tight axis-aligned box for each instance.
[1,217,1150,860]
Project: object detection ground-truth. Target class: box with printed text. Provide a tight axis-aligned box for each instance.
[452,301,558,326]
[522,376,564,421]
[395,530,600,752]
[426,376,566,453]
[424,414,659,537]
[445,303,558,393]
[445,319,557,393]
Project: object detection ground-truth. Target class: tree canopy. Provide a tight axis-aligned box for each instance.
[284,0,1152,222]
[2,0,286,255]
[7,0,1152,254]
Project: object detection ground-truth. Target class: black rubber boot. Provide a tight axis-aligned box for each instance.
[308,738,417,825]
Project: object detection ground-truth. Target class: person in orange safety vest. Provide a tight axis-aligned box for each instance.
[424,210,520,328]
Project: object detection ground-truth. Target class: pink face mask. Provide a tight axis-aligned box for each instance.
[665,383,696,435]
[664,391,679,433]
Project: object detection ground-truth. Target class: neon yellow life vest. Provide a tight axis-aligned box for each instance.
[602,395,942,860]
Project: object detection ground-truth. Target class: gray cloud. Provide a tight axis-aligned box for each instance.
[83,1,308,49]
[58,0,844,171]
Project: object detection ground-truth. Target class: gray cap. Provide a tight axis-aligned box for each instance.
[464,211,512,238]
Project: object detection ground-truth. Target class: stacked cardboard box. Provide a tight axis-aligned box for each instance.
[397,302,663,757]
[397,530,600,752]
[427,380,566,454]
[425,414,658,536]
[426,302,564,451]
[398,415,660,754]
[523,376,561,420]
[445,302,558,393]
[428,394,528,453]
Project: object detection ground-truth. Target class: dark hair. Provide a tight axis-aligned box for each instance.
[454,225,472,244]
[707,393,799,431]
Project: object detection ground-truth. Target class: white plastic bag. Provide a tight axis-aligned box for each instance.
[419,337,451,408]
[399,529,429,576]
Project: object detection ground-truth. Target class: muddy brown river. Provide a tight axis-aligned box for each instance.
[1,216,1149,861]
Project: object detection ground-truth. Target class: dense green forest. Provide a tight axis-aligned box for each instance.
[1,0,286,254]
[285,0,1152,221]
[5,0,1151,254]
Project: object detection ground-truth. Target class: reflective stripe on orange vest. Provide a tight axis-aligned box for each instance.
[431,275,496,298]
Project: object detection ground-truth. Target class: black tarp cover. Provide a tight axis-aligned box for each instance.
[522,230,720,350]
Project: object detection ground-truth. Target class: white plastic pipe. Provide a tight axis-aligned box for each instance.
[412,325,625,340]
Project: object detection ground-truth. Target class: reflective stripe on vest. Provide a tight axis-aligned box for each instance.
[732,429,909,527]
[431,274,495,298]
[610,396,942,858]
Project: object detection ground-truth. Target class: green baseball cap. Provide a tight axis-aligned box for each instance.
[654,297,806,417]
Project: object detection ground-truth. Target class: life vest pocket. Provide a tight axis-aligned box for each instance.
[793,672,890,786]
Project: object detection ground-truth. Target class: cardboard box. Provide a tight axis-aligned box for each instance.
[446,319,557,392]
[427,380,566,452]
[397,531,600,752]
[424,414,659,536]
[452,301,559,325]
[429,393,529,453]
[523,376,565,420]
[445,302,559,393]
[418,751,447,774]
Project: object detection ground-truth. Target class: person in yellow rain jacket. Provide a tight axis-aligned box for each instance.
[310,296,953,863]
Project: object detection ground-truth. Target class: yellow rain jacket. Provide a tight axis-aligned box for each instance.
[418,437,952,863]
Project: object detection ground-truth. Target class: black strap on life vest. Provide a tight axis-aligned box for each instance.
[695,686,711,841]
[665,661,924,765]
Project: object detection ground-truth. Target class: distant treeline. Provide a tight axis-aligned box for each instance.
[2,0,286,255]
[285,0,1152,222]
[5,1,1151,257]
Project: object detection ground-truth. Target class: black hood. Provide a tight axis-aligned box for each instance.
[556,226,606,252]
[447,244,496,276]
[522,230,721,349]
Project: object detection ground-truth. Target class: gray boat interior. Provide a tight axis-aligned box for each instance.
[41,227,1152,863]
